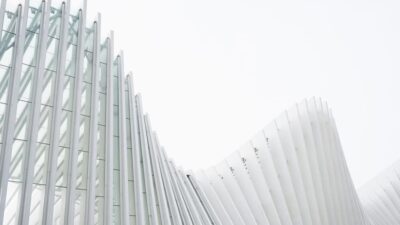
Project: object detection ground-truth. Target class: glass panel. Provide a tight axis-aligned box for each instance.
[127,147,133,180]
[83,51,93,83]
[4,182,22,225]
[29,184,46,225]
[9,139,26,182]
[79,116,90,152]
[27,5,42,33]
[98,93,106,125]
[126,119,132,149]
[48,10,61,38]
[6,1,22,16]
[0,31,16,66]
[84,28,94,53]
[99,44,107,64]
[124,90,129,117]
[97,125,105,159]
[68,15,79,45]
[55,147,69,187]
[113,170,120,205]
[41,70,55,106]
[19,64,34,101]
[23,31,38,66]
[34,144,49,185]
[129,216,135,225]
[99,63,107,93]
[94,197,104,225]
[65,44,77,76]
[113,137,119,169]
[113,76,118,104]
[45,37,59,71]
[53,187,66,225]
[0,103,6,143]
[62,76,75,111]
[3,11,16,33]
[0,65,10,105]
[76,151,88,189]
[113,106,119,136]
[74,189,86,225]
[113,206,121,225]
[15,100,30,140]
[128,180,135,215]
[95,159,105,196]
[59,110,72,148]
[81,83,91,116]
[37,105,52,144]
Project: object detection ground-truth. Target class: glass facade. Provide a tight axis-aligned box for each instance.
[0,1,215,225]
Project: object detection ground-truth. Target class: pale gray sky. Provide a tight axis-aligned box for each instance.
[84,0,399,187]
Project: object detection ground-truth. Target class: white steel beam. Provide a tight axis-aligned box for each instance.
[116,53,130,225]
[18,1,51,224]
[136,94,160,225]
[126,74,146,225]
[85,12,101,225]
[42,2,70,225]
[158,145,184,225]
[65,1,86,224]
[186,173,224,225]
[104,31,114,225]
[144,116,172,225]
[0,1,29,224]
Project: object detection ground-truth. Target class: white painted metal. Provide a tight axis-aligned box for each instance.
[65,2,86,224]
[42,2,70,224]
[136,94,160,225]
[85,13,101,225]
[126,74,146,225]
[0,2,394,225]
[116,53,130,225]
[195,99,370,225]
[104,31,114,225]
[144,116,173,225]
[158,146,184,225]
[359,158,400,225]
[18,2,51,225]
[0,2,29,224]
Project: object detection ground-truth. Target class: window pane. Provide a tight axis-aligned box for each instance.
[29,184,46,225]
[34,144,49,185]
[4,182,22,225]
[19,64,34,101]
[55,147,69,187]
[0,65,10,104]
[9,140,27,182]
[81,83,91,116]
[38,105,52,144]
[79,116,90,152]
[95,159,105,196]
[0,31,16,66]
[76,150,88,189]
[15,100,31,140]
[59,110,72,148]
[53,187,66,225]
[23,31,38,66]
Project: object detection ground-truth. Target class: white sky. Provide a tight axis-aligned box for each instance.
[82,0,400,188]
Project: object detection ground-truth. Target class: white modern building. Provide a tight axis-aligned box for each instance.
[0,0,394,225]
[194,98,369,225]
[359,160,400,225]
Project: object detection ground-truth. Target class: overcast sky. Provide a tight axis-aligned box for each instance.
[83,0,400,188]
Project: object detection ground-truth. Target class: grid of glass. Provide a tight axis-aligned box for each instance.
[0,1,219,225]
